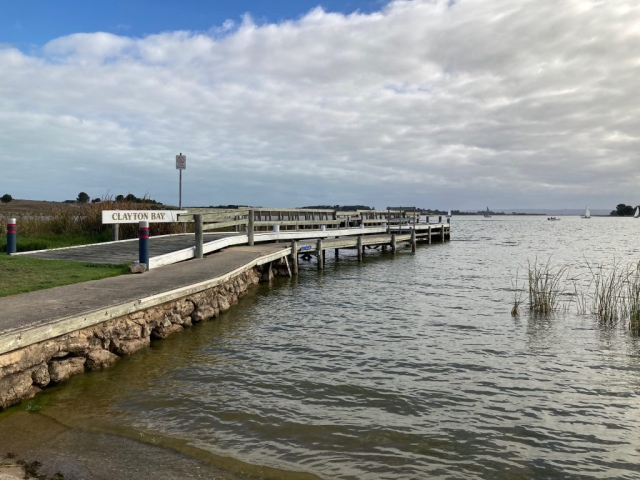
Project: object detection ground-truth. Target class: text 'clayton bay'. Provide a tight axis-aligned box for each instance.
[102,210,186,224]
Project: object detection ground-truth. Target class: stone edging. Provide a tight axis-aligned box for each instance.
[0,255,291,410]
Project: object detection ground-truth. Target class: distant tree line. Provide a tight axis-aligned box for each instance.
[610,204,639,216]
[71,192,163,205]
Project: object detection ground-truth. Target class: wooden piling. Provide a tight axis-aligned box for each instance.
[357,236,363,262]
[391,233,397,254]
[248,210,255,246]
[334,248,339,259]
[317,239,324,270]
[411,229,416,253]
[428,225,432,244]
[195,214,204,259]
[291,240,298,275]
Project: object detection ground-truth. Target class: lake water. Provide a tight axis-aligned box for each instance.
[4,216,640,479]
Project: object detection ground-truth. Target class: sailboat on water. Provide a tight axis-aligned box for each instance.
[483,207,491,218]
[581,206,591,219]
[634,207,639,219]
[446,209,452,219]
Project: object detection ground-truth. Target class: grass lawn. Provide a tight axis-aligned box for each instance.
[0,255,129,298]
[0,233,112,253]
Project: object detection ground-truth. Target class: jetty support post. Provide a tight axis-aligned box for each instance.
[335,248,339,259]
[291,240,298,275]
[317,239,324,271]
[426,216,429,224]
[112,224,119,242]
[357,235,363,262]
[391,233,397,254]
[411,229,416,253]
[439,215,442,223]
[428,225,432,244]
[6,218,16,255]
[248,209,255,246]
[139,220,150,268]
[195,214,204,259]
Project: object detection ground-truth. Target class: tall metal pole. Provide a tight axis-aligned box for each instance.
[179,169,182,211]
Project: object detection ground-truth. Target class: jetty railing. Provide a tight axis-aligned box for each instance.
[175,207,449,262]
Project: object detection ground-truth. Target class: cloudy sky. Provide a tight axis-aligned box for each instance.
[1,0,638,210]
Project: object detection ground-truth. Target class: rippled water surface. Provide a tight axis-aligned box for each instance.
[15,216,640,478]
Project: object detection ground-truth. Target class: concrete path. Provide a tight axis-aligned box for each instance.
[19,233,237,264]
[0,244,288,350]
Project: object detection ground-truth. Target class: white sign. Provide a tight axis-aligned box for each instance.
[176,154,187,170]
[102,210,187,224]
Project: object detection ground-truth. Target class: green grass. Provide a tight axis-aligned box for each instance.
[0,255,129,298]
[0,233,113,253]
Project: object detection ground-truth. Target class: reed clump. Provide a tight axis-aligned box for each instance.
[518,258,640,334]
[0,198,186,252]
[527,259,569,315]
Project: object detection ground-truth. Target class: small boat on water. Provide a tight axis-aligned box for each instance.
[446,209,452,219]
[635,207,639,219]
[483,207,491,218]
[547,216,561,221]
[581,206,591,219]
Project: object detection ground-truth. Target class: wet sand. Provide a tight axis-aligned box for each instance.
[0,411,247,480]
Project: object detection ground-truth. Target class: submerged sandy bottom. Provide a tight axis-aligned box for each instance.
[0,411,248,480]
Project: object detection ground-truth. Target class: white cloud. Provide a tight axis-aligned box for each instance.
[1,0,639,209]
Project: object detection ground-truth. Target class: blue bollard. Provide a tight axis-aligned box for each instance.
[139,220,149,268]
[7,218,16,255]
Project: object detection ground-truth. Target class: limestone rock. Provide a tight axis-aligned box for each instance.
[218,296,231,312]
[0,371,39,409]
[130,263,147,274]
[31,363,50,387]
[176,300,195,317]
[192,305,216,323]
[85,349,119,370]
[111,336,150,356]
[48,357,86,383]
[152,323,183,340]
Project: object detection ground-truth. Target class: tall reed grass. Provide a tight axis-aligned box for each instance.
[527,258,569,315]
[519,257,640,334]
[0,200,186,252]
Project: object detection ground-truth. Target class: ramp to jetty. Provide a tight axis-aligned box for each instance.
[0,244,289,355]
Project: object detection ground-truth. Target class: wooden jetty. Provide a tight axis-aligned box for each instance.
[180,207,450,272]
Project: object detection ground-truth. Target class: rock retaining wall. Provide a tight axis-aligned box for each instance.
[0,262,286,410]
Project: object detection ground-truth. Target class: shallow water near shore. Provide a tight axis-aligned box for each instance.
[3,216,640,479]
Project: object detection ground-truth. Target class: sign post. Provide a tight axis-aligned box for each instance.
[176,153,187,233]
[176,153,186,208]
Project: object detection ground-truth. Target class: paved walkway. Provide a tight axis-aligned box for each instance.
[19,233,237,264]
[0,244,287,342]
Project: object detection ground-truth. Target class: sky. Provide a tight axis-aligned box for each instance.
[1,0,638,210]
